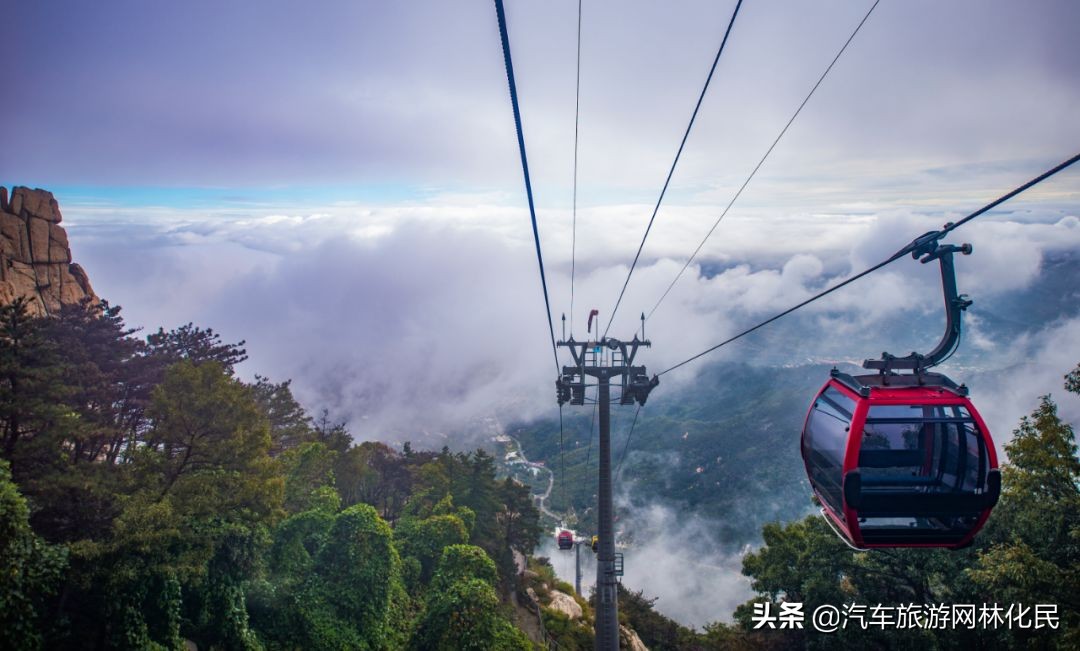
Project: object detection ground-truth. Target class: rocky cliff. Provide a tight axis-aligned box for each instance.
[0,186,97,316]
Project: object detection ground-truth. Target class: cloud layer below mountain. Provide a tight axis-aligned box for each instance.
[66,195,1080,445]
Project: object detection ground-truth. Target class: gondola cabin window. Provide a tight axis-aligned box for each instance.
[802,387,856,519]
[856,404,991,540]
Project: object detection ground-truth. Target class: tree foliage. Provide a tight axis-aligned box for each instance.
[965,391,1080,649]
[430,544,499,594]
[0,460,67,650]
[0,297,565,648]
[146,322,247,372]
[141,360,282,523]
[251,375,316,456]
[409,578,531,651]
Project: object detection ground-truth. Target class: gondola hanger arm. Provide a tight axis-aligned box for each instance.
[864,234,973,376]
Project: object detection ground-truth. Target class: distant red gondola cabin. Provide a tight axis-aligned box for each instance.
[557,529,574,551]
[801,370,1000,549]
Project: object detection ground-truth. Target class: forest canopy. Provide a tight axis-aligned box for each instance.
[0,297,539,650]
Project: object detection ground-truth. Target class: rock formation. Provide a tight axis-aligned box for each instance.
[620,624,650,651]
[547,590,584,620]
[0,186,97,316]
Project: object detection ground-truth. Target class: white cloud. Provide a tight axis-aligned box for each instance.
[67,195,1079,442]
[541,500,753,629]
[974,317,1080,453]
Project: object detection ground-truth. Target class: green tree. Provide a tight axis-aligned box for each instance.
[279,441,338,514]
[250,375,315,456]
[40,299,155,465]
[184,525,267,651]
[0,460,68,650]
[968,393,1080,648]
[496,477,541,555]
[0,297,67,461]
[67,492,190,649]
[409,578,530,651]
[492,477,542,592]
[0,298,165,546]
[430,544,498,594]
[21,299,156,545]
[335,441,414,522]
[252,503,408,650]
[395,513,469,583]
[249,506,337,649]
[312,408,351,453]
[140,360,282,523]
[146,322,247,374]
[266,508,337,579]
[451,450,502,539]
[104,360,283,648]
[313,504,407,649]
[1065,362,1080,394]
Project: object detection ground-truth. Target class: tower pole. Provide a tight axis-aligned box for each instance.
[575,539,582,597]
[556,332,658,651]
[595,371,618,649]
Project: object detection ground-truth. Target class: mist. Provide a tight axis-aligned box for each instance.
[540,500,753,630]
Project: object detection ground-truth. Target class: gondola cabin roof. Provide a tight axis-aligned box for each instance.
[828,368,969,399]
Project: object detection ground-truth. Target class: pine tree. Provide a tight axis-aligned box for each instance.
[967,390,1080,648]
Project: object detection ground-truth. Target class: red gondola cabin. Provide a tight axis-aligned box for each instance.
[557,529,574,551]
[801,370,1000,549]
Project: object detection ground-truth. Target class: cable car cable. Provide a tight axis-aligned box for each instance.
[657,151,1080,376]
[495,0,570,521]
[495,0,575,523]
[936,151,1080,235]
[494,0,560,373]
[602,0,745,339]
[646,0,881,322]
[570,0,583,336]
[563,0,583,513]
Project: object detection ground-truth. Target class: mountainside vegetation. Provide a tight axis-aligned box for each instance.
[4,292,1076,650]
[511,361,828,543]
[0,297,541,650]
[535,364,1080,650]
[512,248,1080,546]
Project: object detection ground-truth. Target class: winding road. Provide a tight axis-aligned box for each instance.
[490,416,560,522]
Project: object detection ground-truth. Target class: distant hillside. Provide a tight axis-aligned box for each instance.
[510,361,832,546]
[509,249,1080,549]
